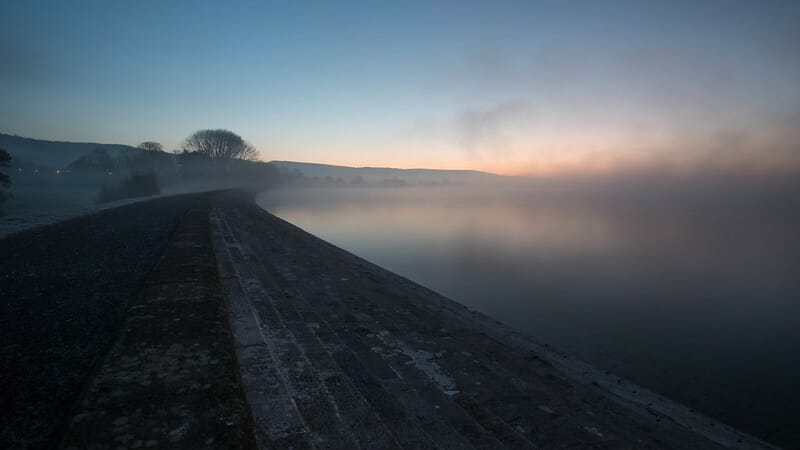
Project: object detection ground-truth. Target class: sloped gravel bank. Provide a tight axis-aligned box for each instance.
[0,194,200,448]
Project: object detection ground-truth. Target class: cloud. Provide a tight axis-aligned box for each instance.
[407,40,800,176]
[455,101,532,156]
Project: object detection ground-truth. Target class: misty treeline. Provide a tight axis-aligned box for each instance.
[278,172,454,188]
[96,173,161,203]
[97,129,277,202]
[6,129,291,204]
[1,127,433,212]
[280,171,413,188]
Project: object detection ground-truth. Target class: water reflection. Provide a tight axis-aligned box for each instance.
[257,185,800,445]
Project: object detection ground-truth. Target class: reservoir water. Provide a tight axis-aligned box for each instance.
[257,184,800,446]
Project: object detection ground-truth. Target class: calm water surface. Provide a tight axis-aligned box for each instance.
[257,185,800,445]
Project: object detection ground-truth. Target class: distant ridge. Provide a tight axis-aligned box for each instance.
[0,133,140,168]
[270,160,507,184]
[0,134,509,185]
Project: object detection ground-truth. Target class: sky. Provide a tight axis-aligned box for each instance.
[1,0,799,175]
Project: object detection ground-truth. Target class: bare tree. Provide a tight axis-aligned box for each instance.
[137,141,163,153]
[182,129,258,160]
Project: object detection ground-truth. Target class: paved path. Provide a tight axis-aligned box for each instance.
[60,197,255,449]
[211,191,772,449]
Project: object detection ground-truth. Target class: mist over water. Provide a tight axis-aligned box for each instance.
[258,179,800,444]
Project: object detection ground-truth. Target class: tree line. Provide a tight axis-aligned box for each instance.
[1,129,279,209]
[98,129,275,202]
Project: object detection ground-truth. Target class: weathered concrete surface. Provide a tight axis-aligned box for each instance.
[212,191,774,450]
[0,194,200,449]
[60,197,256,449]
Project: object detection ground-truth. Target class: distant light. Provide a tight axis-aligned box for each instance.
[56,170,60,174]
[34,169,38,173]
[18,167,22,172]
[108,171,113,175]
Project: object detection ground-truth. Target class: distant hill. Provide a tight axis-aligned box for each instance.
[270,161,507,185]
[0,133,140,168]
[0,134,509,186]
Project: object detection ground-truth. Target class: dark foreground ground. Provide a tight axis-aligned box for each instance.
[1,194,202,447]
[1,191,778,449]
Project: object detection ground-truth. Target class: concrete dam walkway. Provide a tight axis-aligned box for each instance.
[1,191,774,449]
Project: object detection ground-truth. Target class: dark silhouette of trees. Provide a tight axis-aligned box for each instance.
[182,129,258,160]
[137,141,163,153]
[97,173,160,203]
[174,150,215,180]
[131,146,178,184]
[0,148,11,210]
